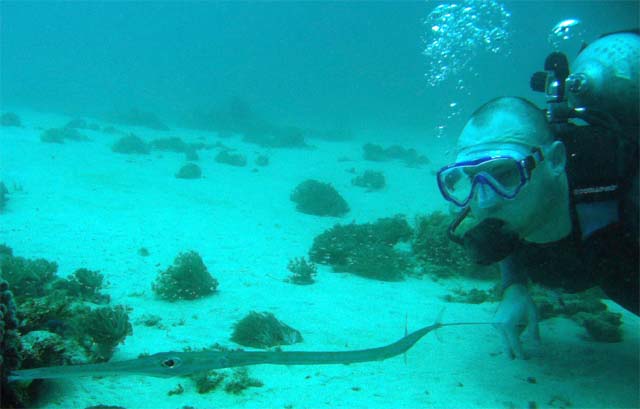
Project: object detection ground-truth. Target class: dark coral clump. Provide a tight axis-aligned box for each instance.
[412,211,498,279]
[0,278,23,408]
[443,287,500,304]
[335,240,409,281]
[286,257,317,285]
[577,310,623,342]
[0,244,11,258]
[444,284,624,342]
[0,245,138,400]
[111,133,150,154]
[188,97,307,148]
[106,108,169,131]
[193,370,226,394]
[224,368,264,394]
[215,149,247,167]
[309,215,412,265]
[362,143,429,167]
[198,98,310,147]
[19,300,133,363]
[69,268,105,299]
[0,182,8,211]
[81,305,133,360]
[17,291,75,334]
[19,330,67,369]
[531,286,624,342]
[374,215,413,244]
[231,311,302,349]
[151,136,189,152]
[255,155,269,167]
[290,179,349,217]
[309,215,412,281]
[40,129,65,144]
[243,126,307,148]
[102,125,121,134]
[351,170,385,191]
[187,97,259,136]
[152,251,218,301]
[150,137,202,161]
[175,163,202,179]
[1,112,22,127]
[65,118,86,129]
[532,286,607,321]
[53,268,110,304]
[65,118,100,130]
[361,143,387,162]
[40,126,90,143]
[0,253,58,298]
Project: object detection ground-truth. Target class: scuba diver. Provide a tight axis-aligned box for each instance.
[436,30,639,359]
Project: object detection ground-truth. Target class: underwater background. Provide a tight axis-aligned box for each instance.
[2,1,637,140]
[1,1,639,408]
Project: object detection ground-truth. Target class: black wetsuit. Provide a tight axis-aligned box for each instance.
[501,124,639,314]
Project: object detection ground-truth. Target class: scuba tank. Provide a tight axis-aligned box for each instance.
[531,29,640,132]
[530,29,639,227]
[566,31,639,130]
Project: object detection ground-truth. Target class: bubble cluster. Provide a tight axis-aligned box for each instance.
[548,18,584,50]
[422,0,511,88]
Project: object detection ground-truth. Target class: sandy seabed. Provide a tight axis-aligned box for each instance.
[1,109,638,409]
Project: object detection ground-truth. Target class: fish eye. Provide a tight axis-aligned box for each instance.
[161,357,182,368]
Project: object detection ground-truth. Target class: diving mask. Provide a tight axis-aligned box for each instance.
[437,147,544,207]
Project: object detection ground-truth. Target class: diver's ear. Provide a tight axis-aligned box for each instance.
[545,141,566,176]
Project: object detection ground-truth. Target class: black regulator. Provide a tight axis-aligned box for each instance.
[530,51,572,124]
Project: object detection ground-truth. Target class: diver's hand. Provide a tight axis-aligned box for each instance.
[493,284,540,359]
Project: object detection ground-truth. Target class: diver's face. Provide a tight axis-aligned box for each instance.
[455,119,556,235]
[456,143,546,234]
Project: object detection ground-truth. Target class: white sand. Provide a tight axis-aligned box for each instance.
[1,110,638,409]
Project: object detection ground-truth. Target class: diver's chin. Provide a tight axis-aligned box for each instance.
[459,216,522,265]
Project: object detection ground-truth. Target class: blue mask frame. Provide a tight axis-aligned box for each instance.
[437,147,544,207]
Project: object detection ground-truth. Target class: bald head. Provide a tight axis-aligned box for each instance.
[457,97,553,153]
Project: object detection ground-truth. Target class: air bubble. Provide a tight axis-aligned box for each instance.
[548,18,584,49]
[422,0,511,88]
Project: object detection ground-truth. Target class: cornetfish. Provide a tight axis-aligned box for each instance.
[9,317,492,381]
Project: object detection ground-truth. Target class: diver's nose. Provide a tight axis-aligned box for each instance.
[474,181,500,209]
